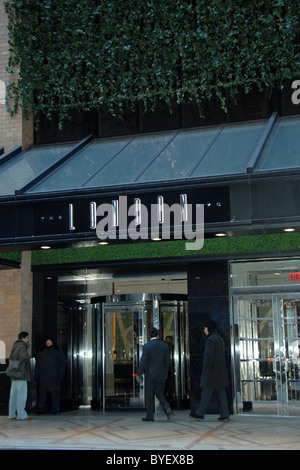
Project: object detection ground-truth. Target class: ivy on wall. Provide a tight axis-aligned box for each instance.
[4,0,300,127]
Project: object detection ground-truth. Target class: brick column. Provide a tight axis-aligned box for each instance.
[0,268,21,355]
[0,1,34,357]
[0,0,33,153]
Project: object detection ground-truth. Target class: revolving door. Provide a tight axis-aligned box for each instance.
[91,294,189,410]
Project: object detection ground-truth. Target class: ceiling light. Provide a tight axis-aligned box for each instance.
[284,228,295,232]
[99,241,108,245]
[41,245,51,249]
[215,233,226,237]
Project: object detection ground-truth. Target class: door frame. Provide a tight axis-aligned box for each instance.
[231,292,300,416]
[102,300,148,412]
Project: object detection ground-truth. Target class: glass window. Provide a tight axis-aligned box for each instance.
[191,120,267,177]
[0,143,73,195]
[137,127,219,182]
[231,259,300,288]
[84,132,175,188]
[255,116,300,171]
[27,137,131,193]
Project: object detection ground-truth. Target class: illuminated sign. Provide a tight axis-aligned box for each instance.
[0,186,230,247]
[289,273,300,282]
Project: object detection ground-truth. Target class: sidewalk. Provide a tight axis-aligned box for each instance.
[1,408,300,450]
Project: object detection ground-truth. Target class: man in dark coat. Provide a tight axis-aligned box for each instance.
[35,338,65,414]
[137,327,172,421]
[190,320,230,421]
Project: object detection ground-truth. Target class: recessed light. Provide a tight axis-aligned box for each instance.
[215,233,226,237]
[41,245,51,250]
[151,237,162,241]
[99,241,108,245]
[284,228,295,232]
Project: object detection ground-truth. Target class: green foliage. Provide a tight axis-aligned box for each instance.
[5,0,300,127]
[1,232,300,266]
[30,232,300,266]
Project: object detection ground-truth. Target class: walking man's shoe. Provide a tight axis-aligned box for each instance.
[165,407,173,420]
[189,412,204,420]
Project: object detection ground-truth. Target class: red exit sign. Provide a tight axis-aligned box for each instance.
[289,273,300,282]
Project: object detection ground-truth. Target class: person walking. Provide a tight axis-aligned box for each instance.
[190,320,230,422]
[35,338,65,415]
[8,331,32,420]
[137,327,172,422]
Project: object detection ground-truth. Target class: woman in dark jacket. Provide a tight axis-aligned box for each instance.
[35,338,65,414]
[190,321,230,421]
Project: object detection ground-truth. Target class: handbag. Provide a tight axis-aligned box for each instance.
[6,359,24,379]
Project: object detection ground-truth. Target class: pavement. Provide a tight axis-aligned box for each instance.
[1,407,300,451]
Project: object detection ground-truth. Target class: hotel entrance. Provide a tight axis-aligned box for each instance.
[231,260,300,416]
[54,269,189,411]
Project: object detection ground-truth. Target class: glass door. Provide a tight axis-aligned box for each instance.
[160,300,190,403]
[233,294,300,416]
[100,297,189,410]
[280,296,300,416]
[102,302,147,409]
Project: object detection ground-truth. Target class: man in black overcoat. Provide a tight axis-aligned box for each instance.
[190,320,230,421]
[35,338,65,414]
[137,327,172,421]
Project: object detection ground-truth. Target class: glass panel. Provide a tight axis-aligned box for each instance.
[137,127,219,182]
[180,301,190,400]
[231,259,300,288]
[192,121,267,177]
[160,303,178,399]
[27,138,131,193]
[236,298,277,415]
[57,303,93,407]
[0,143,73,195]
[91,303,102,408]
[256,116,300,171]
[56,304,74,407]
[282,299,300,416]
[160,300,190,401]
[104,304,145,408]
[84,132,175,188]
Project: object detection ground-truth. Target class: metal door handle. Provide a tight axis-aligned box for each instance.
[273,355,280,374]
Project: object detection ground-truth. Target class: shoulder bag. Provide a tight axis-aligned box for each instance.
[6,359,24,379]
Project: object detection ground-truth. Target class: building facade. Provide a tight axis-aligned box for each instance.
[1,0,300,418]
